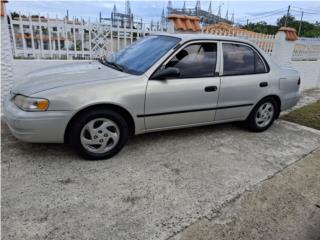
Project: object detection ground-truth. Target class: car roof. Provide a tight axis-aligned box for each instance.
[155,33,253,45]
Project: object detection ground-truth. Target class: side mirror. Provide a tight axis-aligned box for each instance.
[151,67,180,80]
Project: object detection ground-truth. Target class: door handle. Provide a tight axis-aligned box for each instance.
[259,82,268,87]
[204,86,217,92]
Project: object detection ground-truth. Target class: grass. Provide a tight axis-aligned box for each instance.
[282,101,320,130]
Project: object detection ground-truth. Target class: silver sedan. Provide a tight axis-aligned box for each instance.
[4,34,300,160]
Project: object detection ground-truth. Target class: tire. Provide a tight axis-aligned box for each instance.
[69,109,129,160]
[246,98,278,132]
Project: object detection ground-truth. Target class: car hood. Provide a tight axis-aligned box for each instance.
[12,61,130,96]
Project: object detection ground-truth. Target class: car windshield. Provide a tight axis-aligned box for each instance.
[101,35,181,75]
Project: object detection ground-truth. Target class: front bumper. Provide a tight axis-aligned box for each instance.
[3,97,73,143]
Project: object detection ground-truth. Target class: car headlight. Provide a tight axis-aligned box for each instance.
[13,95,49,111]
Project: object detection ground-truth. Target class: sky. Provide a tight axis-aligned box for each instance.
[6,0,320,25]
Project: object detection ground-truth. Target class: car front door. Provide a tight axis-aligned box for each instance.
[144,41,221,130]
[215,42,270,122]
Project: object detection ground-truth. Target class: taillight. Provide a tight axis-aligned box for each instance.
[297,77,301,86]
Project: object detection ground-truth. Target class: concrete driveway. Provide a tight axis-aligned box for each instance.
[1,120,320,240]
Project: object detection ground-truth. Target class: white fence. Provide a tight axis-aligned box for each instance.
[8,14,161,60]
[203,28,276,55]
[8,13,320,61]
[292,37,320,61]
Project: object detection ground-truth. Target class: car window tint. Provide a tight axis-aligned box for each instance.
[223,43,266,75]
[255,52,266,73]
[109,35,181,75]
[166,43,217,78]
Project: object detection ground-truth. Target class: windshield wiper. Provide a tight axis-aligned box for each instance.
[99,58,124,72]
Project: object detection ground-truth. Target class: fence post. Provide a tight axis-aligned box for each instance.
[81,19,84,58]
[8,12,17,57]
[1,0,14,109]
[73,17,76,58]
[18,12,27,57]
[317,65,320,88]
[117,20,120,51]
[38,14,44,58]
[57,15,61,58]
[110,22,113,53]
[130,20,133,44]
[88,18,92,59]
[47,14,53,58]
[64,18,69,59]
[29,13,36,57]
[271,27,298,66]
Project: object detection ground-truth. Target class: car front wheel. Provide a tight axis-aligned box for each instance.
[246,98,278,132]
[69,109,129,160]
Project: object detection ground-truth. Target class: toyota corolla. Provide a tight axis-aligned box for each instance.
[4,34,300,160]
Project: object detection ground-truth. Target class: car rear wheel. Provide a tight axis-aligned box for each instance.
[69,109,129,160]
[246,98,278,132]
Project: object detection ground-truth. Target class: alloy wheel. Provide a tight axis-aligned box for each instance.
[255,102,275,128]
[80,118,120,154]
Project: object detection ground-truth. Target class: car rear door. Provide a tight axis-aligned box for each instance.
[215,42,270,122]
[144,41,221,130]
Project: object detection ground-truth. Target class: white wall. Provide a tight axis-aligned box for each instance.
[1,11,14,106]
[291,60,320,90]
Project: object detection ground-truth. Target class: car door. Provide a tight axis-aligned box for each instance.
[144,41,221,130]
[215,42,270,122]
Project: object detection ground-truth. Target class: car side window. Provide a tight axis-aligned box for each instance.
[165,42,217,78]
[255,52,267,73]
[223,43,267,76]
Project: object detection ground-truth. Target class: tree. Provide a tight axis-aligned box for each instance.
[242,14,320,37]
[10,11,20,19]
[276,14,295,27]
[243,21,278,35]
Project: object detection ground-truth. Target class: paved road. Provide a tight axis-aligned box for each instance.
[174,148,320,240]
[1,120,320,240]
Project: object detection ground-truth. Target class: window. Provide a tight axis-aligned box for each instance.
[165,42,217,78]
[223,43,267,76]
[255,53,267,73]
[107,35,181,75]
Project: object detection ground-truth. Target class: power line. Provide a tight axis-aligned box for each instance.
[248,10,286,22]
[291,6,320,13]
[291,9,320,15]
[236,7,289,24]
[236,6,319,25]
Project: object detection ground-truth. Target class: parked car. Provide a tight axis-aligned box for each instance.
[4,34,301,160]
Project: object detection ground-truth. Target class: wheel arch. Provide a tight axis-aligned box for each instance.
[64,103,136,143]
[254,94,282,119]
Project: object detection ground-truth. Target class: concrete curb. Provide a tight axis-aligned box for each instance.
[279,119,320,135]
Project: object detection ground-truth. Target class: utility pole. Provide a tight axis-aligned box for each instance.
[218,5,221,19]
[284,5,291,27]
[247,18,249,26]
[298,11,304,36]
[208,0,212,14]
[317,66,320,88]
